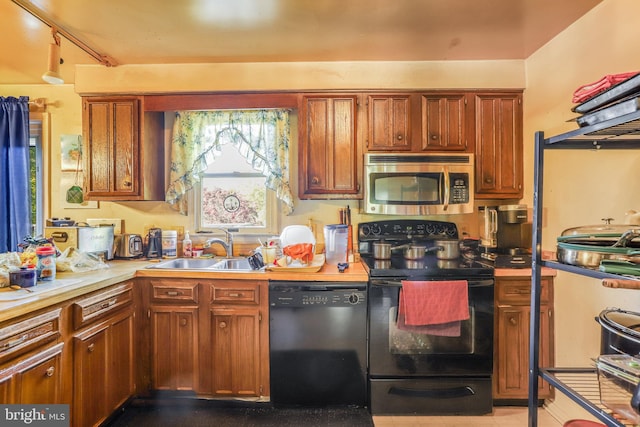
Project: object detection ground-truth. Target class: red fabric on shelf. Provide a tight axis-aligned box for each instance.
[397,280,469,336]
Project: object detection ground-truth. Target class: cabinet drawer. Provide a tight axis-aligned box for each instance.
[0,308,62,364]
[497,278,550,305]
[211,283,260,305]
[72,281,133,330]
[150,281,199,304]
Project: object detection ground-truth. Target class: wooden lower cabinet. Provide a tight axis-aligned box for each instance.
[204,280,269,397]
[72,283,135,427]
[147,279,200,392]
[149,307,199,391]
[493,275,554,402]
[0,343,64,404]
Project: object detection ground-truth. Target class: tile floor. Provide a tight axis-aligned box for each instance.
[373,407,563,427]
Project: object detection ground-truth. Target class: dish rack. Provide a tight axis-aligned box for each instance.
[529,110,640,427]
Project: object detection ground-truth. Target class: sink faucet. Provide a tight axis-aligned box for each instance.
[203,228,234,257]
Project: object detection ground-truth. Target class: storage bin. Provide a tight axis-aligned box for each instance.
[595,354,640,423]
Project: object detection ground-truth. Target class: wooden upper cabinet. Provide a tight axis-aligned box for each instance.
[298,94,361,199]
[421,93,470,151]
[366,94,411,151]
[473,92,523,199]
[82,96,164,201]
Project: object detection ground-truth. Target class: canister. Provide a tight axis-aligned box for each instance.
[9,266,37,288]
[36,246,56,281]
[162,230,178,258]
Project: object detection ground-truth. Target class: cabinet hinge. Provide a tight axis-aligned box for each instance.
[464,98,467,105]
[259,312,262,322]
[147,309,150,319]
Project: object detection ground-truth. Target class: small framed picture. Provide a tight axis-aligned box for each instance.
[61,134,83,171]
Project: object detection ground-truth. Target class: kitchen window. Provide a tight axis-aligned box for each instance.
[195,143,276,232]
[29,119,43,236]
[167,109,293,234]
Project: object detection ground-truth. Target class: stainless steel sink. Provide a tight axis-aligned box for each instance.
[146,258,219,269]
[146,257,253,271]
[210,258,252,271]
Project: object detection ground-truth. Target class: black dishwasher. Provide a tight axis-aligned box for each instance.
[269,281,368,407]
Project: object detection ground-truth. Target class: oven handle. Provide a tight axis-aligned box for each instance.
[388,385,475,399]
[370,279,494,288]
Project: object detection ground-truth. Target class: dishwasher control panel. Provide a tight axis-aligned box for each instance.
[269,283,367,308]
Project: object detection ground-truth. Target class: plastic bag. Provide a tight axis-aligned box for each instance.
[0,252,23,288]
[56,247,109,273]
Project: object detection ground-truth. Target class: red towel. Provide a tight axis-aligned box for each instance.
[398,280,469,337]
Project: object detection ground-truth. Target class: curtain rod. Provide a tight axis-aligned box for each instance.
[11,0,117,67]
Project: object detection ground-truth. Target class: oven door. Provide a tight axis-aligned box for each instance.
[368,278,494,377]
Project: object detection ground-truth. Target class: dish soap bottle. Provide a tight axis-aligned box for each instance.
[183,231,193,258]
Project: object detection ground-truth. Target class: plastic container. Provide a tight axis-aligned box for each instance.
[36,246,56,281]
[595,354,640,424]
[9,266,37,288]
[323,224,349,265]
[162,230,178,258]
[182,231,193,258]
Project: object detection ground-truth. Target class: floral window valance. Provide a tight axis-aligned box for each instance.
[165,109,294,215]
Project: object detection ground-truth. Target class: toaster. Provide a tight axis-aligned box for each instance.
[115,234,144,258]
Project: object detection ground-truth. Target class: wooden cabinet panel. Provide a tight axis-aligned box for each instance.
[74,327,108,426]
[421,93,469,151]
[299,95,360,198]
[150,307,198,391]
[474,92,523,199]
[210,308,261,396]
[83,96,164,201]
[10,343,64,404]
[72,281,133,330]
[73,304,135,427]
[494,276,554,401]
[367,94,411,151]
[0,308,61,365]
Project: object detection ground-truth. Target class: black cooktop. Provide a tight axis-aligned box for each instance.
[358,219,494,279]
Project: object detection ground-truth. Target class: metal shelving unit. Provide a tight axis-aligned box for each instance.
[528,109,640,427]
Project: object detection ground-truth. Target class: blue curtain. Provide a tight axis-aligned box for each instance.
[0,96,31,252]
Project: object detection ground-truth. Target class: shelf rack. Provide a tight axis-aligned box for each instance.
[529,109,640,427]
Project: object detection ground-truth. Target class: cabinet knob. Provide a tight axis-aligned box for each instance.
[123,180,132,187]
[219,321,227,329]
[484,177,493,184]
[509,317,517,325]
[45,367,55,377]
[180,318,188,327]
[88,343,95,353]
[397,134,403,141]
[228,293,242,298]
[311,177,319,185]
[431,134,438,140]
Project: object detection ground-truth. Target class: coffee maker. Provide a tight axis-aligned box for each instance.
[479,204,532,268]
[145,228,163,259]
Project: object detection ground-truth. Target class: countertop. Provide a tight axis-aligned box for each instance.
[0,258,555,323]
[0,259,369,323]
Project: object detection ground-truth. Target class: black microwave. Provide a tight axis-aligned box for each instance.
[363,153,474,216]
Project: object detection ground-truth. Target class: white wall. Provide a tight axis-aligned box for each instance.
[524,0,640,421]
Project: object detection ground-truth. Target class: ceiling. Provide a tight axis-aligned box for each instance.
[1,0,603,85]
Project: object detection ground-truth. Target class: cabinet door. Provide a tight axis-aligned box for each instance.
[0,373,12,403]
[108,311,135,412]
[495,305,553,400]
[83,97,140,199]
[210,307,261,397]
[421,93,469,151]
[474,92,523,199]
[298,95,360,198]
[13,343,63,404]
[367,94,411,151]
[74,327,108,427]
[150,307,198,391]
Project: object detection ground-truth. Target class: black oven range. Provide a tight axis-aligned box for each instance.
[358,219,495,416]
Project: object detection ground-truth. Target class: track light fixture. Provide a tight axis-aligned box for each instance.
[42,28,64,85]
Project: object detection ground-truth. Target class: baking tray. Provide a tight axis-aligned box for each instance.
[577,97,640,127]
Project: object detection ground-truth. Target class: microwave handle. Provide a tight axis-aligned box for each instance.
[443,166,450,211]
